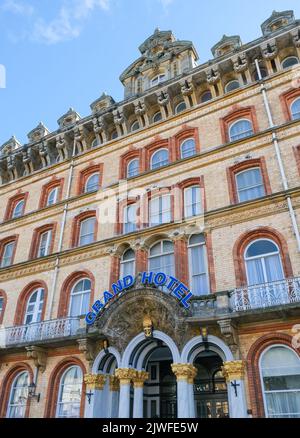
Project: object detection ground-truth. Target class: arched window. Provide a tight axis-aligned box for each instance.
[260,346,300,418]
[120,249,135,277]
[91,138,99,148]
[84,173,99,193]
[282,56,299,70]
[127,159,139,178]
[69,279,91,317]
[123,204,137,233]
[149,194,171,226]
[79,217,96,246]
[1,241,15,267]
[56,366,83,418]
[131,121,140,132]
[291,98,300,121]
[244,239,284,286]
[153,111,162,123]
[180,138,196,159]
[188,234,209,295]
[151,148,169,170]
[254,67,268,81]
[200,90,212,103]
[38,230,52,257]
[111,130,118,140]
[229,119,253,142]
[235,168,265,202]
[151,74,166,87]
[24,288,44,325]
[46,187,59,206]
[225,80,240,93]
[175,101,187,114]
[12,200,24,219]
[7,371,29,418]
[184,186,201,218]
[149,240,175,281]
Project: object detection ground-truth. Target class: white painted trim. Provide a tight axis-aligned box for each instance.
[92,347,121,374]
[180,335,234,363]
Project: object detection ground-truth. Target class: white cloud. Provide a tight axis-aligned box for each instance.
[2,0,34,16]
[2,0,111,44]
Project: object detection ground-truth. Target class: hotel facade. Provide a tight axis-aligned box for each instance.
[0,9,300,419]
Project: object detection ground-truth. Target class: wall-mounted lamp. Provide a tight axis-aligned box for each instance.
[28,382,40,403]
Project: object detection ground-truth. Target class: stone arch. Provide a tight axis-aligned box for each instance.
[181,335,234,363]
[92,347,121,374]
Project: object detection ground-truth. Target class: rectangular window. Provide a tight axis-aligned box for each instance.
[189,242,209,295]
[149,195,171,226]
[1,242,15,268]
[124,204,137,234]
[79,218,96,246]
[184,186,201,218]
[38,230,52,257]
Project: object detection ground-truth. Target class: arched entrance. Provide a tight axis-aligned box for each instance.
[193,351,229,418]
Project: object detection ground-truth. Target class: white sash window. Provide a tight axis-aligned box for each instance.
[24,288,44,325]
[38,230,52,257]
[7,372,29,418]
[56,366,83,418]
[79,217,96,246]
[149,195,171,226]
[184,186,201,218]
[188,234,210,296]
[69,279,91,317]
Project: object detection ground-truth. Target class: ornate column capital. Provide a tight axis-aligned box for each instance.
[171,363,198,382]
[84,373,106,390]
[222,360,246,382]
[115,368,136,385]
[109,375,120,392]
[132,371,149,388]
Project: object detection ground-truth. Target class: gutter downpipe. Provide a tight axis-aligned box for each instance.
[254,59,300,252]
[46,137,77,320]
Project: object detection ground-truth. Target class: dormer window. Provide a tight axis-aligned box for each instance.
[151,74,166,87]
[225,80,240,93]
[282,56,299,70]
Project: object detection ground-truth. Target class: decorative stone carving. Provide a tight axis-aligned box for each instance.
[218,319,239,357]
[261,39,278,60]
[211,35,242,58]
[171,363,197,382]
[26,346,48,373]
[57,107,81,129]
[205,66,220,84]
[180,80,194,96]
[115,368,136,384]
[84,373,106,390]
[134,100,146,116]
[0,135,21,156]
[77,338,97,366]
[292,28,300,48]
[222,360,246,382]
[132,371,149,388]
[143,315,153,338]
[156,90,170,106]
[90,92,115,114]
[261,10,295,36]
[113,109,125,126]
[27,122,49,143]
[232,53,248,73]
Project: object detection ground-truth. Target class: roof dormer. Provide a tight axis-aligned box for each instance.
[211,35,242,58]
[261,10,295,36]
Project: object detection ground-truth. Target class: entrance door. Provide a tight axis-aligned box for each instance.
[194,352,229,418]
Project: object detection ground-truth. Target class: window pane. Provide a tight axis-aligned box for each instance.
[236,168,265,202]
[225,80,240,93]
[1,242,14,267]
[47,188,58,206]
[85,174,99,193]
[124,205,137,233]
[57,367,82,418]
[7,372,29,418]
[69,279,91,316]
[246,240,278,257]
[184,186,201,218]
[291,98,300,121]
[181,139,196,159]
[189,242,209,295]
[12,200,24,218]
[282,57,299,69]
[229,120,253,141]
[127,159,139,178]
[150,196,171,225]
[79,218,95,246]
[151,149,169,170]
[38,231,51,257]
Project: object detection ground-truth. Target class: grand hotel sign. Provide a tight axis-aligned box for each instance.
[85,271,194,325]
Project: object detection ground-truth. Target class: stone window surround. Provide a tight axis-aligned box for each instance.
[4,192,29,221]
[28,223,57,260]
[0,235,19,267]
[39,178,64,209]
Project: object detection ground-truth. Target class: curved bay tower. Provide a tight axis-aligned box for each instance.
[1,10,300,419]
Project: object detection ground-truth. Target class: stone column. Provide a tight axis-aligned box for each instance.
[222,361,248,418]
[187,367,197,418]
[171,364,197,418]
[115,368,136,418]
[108,375,120,418]
[84,374,107,418]
[132,371,149,418]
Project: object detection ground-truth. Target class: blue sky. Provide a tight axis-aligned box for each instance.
[0,0,300,145]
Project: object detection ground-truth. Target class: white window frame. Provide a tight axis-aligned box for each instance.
[225,80,240,93]
[38,230,52,257]
[259,344,300,418]
[123,204,137,234]
[175,101,187,114]
[56,366,82,419]
[149,195,171,226]
[120,249,136,278]
[151,74,166,87]
[150,148,169,170]
[291,97,300,121]
[1,241,15,267]
[281,56,299,70]
[46,187,59,206]
[24,288,44,325]
[69,278,91,317]
[79,217,96,246]
[188,235,210,296]
[229,118,253,142]
[235,167,265,202]
[6,371,29,419]
[184,186,202,218]
[180,138,196,159]
[85,173,99,193]
[148,240,175,279]
[244,238,284,286]
[12,200,24,219]
[127,159,139,178]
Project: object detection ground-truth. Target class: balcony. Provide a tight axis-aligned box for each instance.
[230,277,300,312]
[2,317,81,347]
